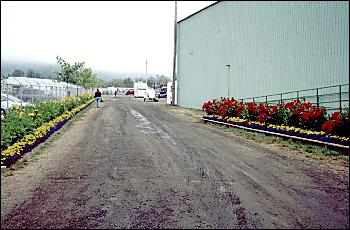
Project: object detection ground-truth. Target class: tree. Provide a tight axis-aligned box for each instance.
[122,77,134,88]
[27,69,35,78]
[106,79,118,87]
[147,76,155,88]
[78,67,101,88]
[53,56,101,90]
[98,79,108,88]
[134,77,144,83]
[157,74,170,87]
[26,69,42,78]
[54,56,84,85]
[35,72,42,78]
[12,69,25,77]
[108,78,134,88]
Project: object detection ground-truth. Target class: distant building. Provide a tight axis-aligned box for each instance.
[176,1,349,110]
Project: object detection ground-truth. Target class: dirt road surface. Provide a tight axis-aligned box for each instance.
[1,96,349,229]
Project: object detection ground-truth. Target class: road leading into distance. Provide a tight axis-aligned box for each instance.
[1,95,349,229]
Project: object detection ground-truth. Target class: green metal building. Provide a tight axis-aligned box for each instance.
[176,1,349,111]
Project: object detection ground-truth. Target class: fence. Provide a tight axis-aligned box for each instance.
[1,77,93,107]
[238,84,349,113]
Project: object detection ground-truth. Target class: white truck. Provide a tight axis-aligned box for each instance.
[143,88,158,102]
[134,82,148,98]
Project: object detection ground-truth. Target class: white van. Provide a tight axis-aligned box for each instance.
[143,88,158,102]
[134,82,148,98]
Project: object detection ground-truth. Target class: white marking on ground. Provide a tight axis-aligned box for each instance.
[130,108,176,145]
[217,185,226,193]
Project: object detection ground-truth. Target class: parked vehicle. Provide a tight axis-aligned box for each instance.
[144,88,158,102]
[1,94,31,112]
[134,82,148,98]
[126,89,134,95]
[155,88,167,98]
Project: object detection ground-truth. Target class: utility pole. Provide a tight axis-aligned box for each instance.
[155,74,157,89]
[171,0,177,106]
[146,60,148,87]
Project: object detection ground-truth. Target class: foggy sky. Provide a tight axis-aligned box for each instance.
[1,1,216,77]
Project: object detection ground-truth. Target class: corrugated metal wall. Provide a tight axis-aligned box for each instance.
[177,1,349,109]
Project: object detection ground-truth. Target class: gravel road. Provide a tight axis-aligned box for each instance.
[1,95,349,229]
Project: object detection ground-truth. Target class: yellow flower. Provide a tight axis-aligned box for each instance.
[1,99,95,165]
[12,104,20,110]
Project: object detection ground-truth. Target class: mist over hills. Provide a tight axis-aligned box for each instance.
[1,60,151,81]
[1,60,59,79]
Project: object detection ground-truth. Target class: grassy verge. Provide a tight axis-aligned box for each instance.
[218,124,349,167]
[168,105,349,166]
[219,123,347,155]
[1,104,92,176]
[165,105,206,122]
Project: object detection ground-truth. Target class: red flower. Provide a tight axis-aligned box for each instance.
[322,120,335,132]
[247,102,255,111]
[257,113,268,122]
[286,101,295,109]
[258,103,265,111]
[270,105,277,113]
[304,102,312,109]
[293,110,299,115]
[301,112,310,120]
[331,111,341,124]
[310,107,321,118]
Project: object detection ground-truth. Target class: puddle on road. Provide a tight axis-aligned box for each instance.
[130,109,176,145]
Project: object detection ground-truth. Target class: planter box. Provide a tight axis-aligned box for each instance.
[202,116,349,150]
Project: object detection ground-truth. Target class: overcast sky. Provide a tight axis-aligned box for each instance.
[1,1,216,77]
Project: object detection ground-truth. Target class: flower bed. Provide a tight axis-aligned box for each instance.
[202,116,349,148]
[201,97,349,149]
[1,95,94,167]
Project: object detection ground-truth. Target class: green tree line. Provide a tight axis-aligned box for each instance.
[106,75,170,88]
[3,69,43,78]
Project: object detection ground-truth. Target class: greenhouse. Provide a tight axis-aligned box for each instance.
[1,77,91,104]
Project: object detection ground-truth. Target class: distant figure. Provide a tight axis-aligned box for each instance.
[94,88,102,108]
[114,90,117,98]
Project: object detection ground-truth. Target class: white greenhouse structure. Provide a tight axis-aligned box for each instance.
[1,77,92,104]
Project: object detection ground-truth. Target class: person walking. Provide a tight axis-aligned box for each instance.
[114,90,117,98]
[94,88,102,108]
